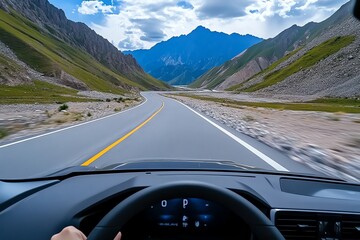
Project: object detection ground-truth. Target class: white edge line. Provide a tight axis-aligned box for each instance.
[0,94,148,149]
[173,99,289,172]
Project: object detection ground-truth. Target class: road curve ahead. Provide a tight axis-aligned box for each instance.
[0,92,318,179]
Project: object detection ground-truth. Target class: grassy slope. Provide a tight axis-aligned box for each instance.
[243,36,356,92]
[0,80,96,104]
[0,9,167,94]
[175,94,360,114]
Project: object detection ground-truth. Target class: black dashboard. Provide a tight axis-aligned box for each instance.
[1,170,360,240]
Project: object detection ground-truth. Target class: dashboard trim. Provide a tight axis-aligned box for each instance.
[270,208,360,224]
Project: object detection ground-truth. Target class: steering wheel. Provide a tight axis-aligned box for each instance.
[87,181,285,240]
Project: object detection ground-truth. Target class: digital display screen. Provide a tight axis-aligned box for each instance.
[147,198,220,231]
[121,198,251,240]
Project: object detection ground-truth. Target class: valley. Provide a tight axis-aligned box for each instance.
[0,0,359,183]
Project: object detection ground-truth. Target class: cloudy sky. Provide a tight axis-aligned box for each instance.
[48,0,350,51]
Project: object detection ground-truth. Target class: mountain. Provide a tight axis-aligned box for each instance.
[0,0,169,93]
[191,0,359,98]
[124,26,263,85]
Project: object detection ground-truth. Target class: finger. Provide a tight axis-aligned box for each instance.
[114,232,122,240]
[79,230,87,240]
[51,233,59,240]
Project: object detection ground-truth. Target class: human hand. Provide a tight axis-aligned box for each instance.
[51,226,121,240]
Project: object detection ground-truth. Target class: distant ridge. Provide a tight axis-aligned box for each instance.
[125,26,263,85]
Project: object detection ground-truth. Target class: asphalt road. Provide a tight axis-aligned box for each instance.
[0,92,318,179]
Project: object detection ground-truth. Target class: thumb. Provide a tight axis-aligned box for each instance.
[114,232,122,240]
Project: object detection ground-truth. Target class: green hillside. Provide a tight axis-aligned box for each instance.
[242,36,355,92]
[0,80,94,104]
[190,1,353,90]
[0,9,168,94]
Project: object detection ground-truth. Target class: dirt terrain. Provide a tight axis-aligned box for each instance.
[0,94,142,144]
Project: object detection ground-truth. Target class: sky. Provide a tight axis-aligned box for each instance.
[48,0,350,51]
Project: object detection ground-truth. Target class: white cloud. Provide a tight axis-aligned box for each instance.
[85,0,349,51]
[78,0,114,15]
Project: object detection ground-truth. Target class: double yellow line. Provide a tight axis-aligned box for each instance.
[81,102,165,166]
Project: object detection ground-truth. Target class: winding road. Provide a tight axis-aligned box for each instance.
[0,92,318,179]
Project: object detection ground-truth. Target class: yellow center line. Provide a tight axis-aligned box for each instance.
[81,102,165,166]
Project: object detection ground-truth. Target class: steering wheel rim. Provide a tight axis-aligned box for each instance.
[87,181,285,240]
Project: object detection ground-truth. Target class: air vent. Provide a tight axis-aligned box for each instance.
[274,211,360,240]
[275,211,317,239]
[342,215,360,240]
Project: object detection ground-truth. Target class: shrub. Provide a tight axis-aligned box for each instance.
[242,115,255,122]
[0,128,8,139]
[58,103,69,112]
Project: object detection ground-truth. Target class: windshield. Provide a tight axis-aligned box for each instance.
[0,0,359,182]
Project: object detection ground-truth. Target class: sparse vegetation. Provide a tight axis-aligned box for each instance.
[242,115,256,122]
[87,112,92,117]
[74,113,82,121]
[45,110,51,118]
[173,94,360,113]
[328,115,340,121]
[0,128,8,139]
[50,111,83,124]
[114,107,121,112]
[58,103,69,112]
[55,119,66,124]
[0,80,94,104]
[243,36,356,92]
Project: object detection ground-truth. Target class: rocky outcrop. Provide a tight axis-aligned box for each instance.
[0,41,32,85]
[216,57,270,90]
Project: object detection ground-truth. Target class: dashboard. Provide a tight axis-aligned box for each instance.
[0,170,360,240]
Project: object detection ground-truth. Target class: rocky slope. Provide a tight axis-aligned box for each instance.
[125,26,262,85]
[192,0,358,96]
[252,17,360,98]
[0,0,169,92]
[0,0,138,75]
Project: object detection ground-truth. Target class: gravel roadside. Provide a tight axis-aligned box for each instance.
[168,94,360,183]
[0,92,143,144]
